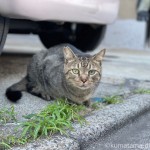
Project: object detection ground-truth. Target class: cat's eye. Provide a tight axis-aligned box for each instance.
[88,70,96,75]
[72,69,79,74]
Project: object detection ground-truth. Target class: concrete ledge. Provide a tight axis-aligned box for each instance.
[69,94,150,148]
[11,94,150,150]
[12,136,79,150]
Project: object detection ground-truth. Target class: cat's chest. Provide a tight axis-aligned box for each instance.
[67,87,93,101]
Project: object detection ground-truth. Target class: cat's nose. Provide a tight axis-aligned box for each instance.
[80,76,88,83]
[81,79,87,83]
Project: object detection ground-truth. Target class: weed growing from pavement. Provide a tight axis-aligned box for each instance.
[0,135,28,149]
[133,89,150,94]
[0,99,86,149]
[0,97,122,149]
[103,95,123,104]
[0,106,16,124]
[91,102,100,109]
[20,99,86,140]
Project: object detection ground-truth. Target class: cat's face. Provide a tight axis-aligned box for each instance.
[63,46,106,89]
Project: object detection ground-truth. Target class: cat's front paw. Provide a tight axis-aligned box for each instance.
[83,100,91,107]
[41,93,51,101]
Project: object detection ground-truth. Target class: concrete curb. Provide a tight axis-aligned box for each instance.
[70,94,150,149]
[11,94,150,150]
[13,136,80,150]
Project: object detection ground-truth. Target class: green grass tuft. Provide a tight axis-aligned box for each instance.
[0,99,86,149]
[0,135,28,150]
[20,99,86,140]
[0,97,121,149]
[0,106,17,124]
[133,89,150,94]
[91,102,100,109]
[103,95,123,104]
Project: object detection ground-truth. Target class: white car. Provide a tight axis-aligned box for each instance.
[0,0,119,53]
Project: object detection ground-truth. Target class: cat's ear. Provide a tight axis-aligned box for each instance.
[92,49,106,62]
[63,46,77,64]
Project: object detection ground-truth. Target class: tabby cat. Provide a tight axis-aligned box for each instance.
[5,44,106,106]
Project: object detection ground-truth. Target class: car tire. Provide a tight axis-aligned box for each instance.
[0,16,9,54]
[74,24,106,51]
[39,23,106,52]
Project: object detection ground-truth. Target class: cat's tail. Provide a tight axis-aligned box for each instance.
[5,77,27,102]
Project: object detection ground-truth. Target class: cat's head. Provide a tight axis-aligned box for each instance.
[63,46,106,89]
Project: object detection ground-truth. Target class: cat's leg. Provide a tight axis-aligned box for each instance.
[71,99,91,107]
[27,85,42,98]
[67,99,83,105]
[28,83,54,101]
[41,93,52,101]
[83,100,91,107]
[26,84,47,100]
[66,98,91,107]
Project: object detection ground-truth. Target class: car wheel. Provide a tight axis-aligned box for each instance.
[39,22,106,52]
[0,16,9,54]
[74,24,106,51]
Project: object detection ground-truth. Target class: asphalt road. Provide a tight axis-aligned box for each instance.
[84,110,150,150]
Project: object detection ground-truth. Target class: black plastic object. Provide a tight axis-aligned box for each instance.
[0,16,9,54]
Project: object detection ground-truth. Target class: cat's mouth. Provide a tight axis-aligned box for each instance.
[78,84,90,89]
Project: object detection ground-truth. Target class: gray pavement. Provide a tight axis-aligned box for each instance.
[0,47,150,149]
[7,94,150,150]
[1,48,150,121]
[0,23,150,149]
[98,48,150,81]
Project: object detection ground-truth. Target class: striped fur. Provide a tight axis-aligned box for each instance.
[5,44,105,106]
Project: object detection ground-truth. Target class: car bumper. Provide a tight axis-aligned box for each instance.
[0,0,119,24]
